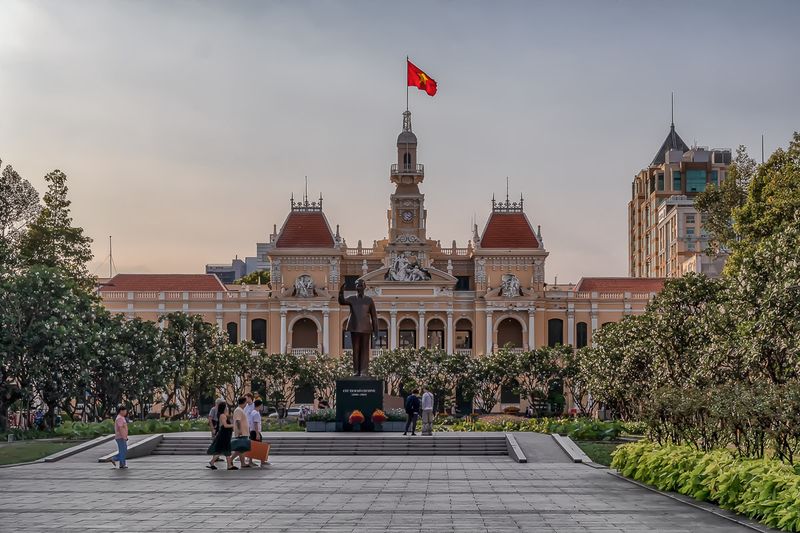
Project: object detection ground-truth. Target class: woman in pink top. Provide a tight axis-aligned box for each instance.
[107,405,129,469]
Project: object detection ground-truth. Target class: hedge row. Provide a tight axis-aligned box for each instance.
[435,417,645,440]
[611,440,800,532]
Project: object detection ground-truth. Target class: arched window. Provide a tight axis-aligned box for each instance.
[373,318,389,349]
[497,317,523,349]
[292,318,318,349]
[398,318,416,349]
[251,318,267,346]
[455,318,472,350]
[427,318,445,349]
[547,318,563,347]
[226,322,238,344]
[403,152,412,169]
[576,322,588,349]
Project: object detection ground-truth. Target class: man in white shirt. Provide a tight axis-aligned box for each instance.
[244,393,255,416]
[421,387,434,436]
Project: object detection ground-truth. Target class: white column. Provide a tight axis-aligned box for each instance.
[418,311,426,348]
[390,310,398,350]
[322,309,330,355]
[446,310,454,354]
[239,303,247,342]
[279,309,287,353]
[527,308,536,349]
[567,307,575,347]
[216,315,223,330]
[485,310,493,355]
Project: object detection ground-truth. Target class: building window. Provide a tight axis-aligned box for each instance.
[685,214,695,224]
[686,227,695,236]
[455,276,471,291]
[372,330,388,349]
[403,152,412,169]
[251,318,267,346]
[657,173,664,191]
[576,322,588,349]
[398,318,416,349]
[673,171,681,191]
[686,169,707,193]
[711,170,719,187]
[426,318,445,349]
[226,322,238,344]
[547,318,563,347]
[291,318,317,349]
[497,318,523,349]
[455,318,472,349]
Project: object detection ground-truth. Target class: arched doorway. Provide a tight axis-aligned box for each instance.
[497,317,523,349]
[292,318,318,349]
[226,322,238,344]
[426,318,445,349]
[398,318,416,349]
[251,318,266,346]
[455,318,473,351]
[548,318,564,347]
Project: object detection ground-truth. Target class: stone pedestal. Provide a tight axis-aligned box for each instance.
[336,377,384,432]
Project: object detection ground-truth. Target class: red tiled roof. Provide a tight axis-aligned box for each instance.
[275,211,335,248]
[575,277,665,293]
[99,274,226,292]
[480,212,539,249]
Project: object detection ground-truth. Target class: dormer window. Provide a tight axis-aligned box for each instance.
[403,152,412,169]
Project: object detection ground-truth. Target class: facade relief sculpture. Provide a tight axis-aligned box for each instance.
[385,252,431,281]
[293,274,316,297]
[500,273,521,298]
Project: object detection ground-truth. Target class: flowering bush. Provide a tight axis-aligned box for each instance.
[371,409,387,424]
[386,408,406,422]
[348,410,364,425]
[307,408,335,422]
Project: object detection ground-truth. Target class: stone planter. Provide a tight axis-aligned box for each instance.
[383,421,406,432]
[373,422,384,432]
[325,422,336,432]
[306,421,327,432]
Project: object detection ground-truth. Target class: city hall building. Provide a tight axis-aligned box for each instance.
[99,111,663,363]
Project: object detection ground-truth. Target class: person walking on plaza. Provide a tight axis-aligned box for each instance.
[208,397,225,438]
[206,403,235,470]
[244,393,255,417]
[232,396,251,467]
[421,387,434,436]
[403,390,421,436]
[249,399,263,443]
[106,405,129,469]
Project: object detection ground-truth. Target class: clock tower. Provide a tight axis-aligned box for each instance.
[388,110,428,250]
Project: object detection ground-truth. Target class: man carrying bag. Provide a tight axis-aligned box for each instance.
[231,397,251,466]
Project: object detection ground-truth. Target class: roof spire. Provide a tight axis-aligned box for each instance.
[505,177,509,203]
[304,176,308,202]
[671,91,674,128]
[402,110,412,133]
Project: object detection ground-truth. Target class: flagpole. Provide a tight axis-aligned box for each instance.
[406,55,409,112]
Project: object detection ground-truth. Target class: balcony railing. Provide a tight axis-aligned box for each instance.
[390,163,424,176]
[455,349,473,356]
[291,348,318,357]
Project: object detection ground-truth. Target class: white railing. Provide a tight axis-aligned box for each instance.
[455,349,473,356]
[439,248,470,256]
[345,247,377,256]
[291,348,318,357]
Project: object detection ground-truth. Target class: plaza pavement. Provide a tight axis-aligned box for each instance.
[0,433,764,533]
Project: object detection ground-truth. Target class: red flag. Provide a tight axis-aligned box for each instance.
[407,59,437,96]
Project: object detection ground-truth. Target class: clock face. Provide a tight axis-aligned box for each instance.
[401,210,414,223]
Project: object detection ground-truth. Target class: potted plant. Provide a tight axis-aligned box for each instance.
[307,408,335,432]
[371,409,387,431]
[348,409,365,431]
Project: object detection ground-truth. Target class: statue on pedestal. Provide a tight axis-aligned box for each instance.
[338,279,378,376]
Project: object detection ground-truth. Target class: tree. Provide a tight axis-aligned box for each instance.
[217,341,259,407]
[0,158,40,273]
[694,145,754,255]
[369,349,416,396]
[158,312,226,419]
[726,217,800,385]
[560,347,599,417]
[514,346,562,411]
[306,353,350,406]
[255,351,310,413]
[237,270,270,286]
[466,349,517,414]
[0,266,100,429]
[728,132,800,274]
[18,170,93,286]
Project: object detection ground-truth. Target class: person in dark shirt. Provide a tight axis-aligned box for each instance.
[403,390,421,436]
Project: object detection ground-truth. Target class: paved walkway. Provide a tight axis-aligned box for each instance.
[0,451,759,532]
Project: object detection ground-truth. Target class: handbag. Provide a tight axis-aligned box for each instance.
[231,436,251,453]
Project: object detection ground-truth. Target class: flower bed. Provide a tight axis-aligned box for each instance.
[434,416,631,441]
[612,440,800,532]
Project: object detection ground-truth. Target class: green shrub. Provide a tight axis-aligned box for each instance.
[307,409,335,422]
[53,419,210,439]
[433,417,624,440]
[386,409,406,422]
[611,441,800,532]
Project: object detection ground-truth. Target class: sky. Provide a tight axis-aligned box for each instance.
[1,0,798,282]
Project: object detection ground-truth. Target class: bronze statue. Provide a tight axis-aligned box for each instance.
[338,279,378,376]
